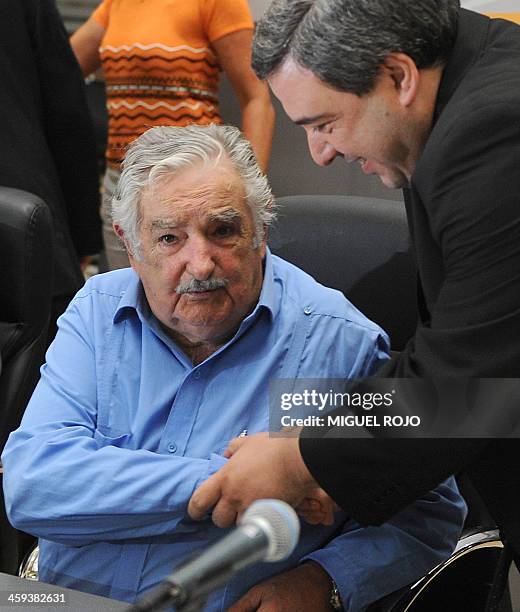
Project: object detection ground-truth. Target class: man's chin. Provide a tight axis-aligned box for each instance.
[379,174,409,190]
[172,319,238,348]
[171,308,234,337]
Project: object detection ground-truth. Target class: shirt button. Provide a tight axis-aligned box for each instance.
[167,443,177,453]
[193,370,201,380]
[304,307,312,315]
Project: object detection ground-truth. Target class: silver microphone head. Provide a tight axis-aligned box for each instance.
[239,499,300,562]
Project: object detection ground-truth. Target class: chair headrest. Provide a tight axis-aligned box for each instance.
[0,186,53,336]
[269,195,417,351]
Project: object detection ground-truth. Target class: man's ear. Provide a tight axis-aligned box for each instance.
[260,239,267,259]
[260,225,268,258]
[113,222,133,257]
[382,52,420,108]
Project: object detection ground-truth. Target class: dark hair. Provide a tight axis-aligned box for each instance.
[252,0,460,95]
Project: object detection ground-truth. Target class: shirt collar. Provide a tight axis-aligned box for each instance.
[113,269,145,324]
[112,247,279,326]
[252,247,279,320]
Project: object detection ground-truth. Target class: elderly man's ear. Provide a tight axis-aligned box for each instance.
[261,225,269,252]
[113,223,133,257]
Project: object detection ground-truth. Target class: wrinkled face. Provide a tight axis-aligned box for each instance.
[268,59,413,189]
[129,160,266,346]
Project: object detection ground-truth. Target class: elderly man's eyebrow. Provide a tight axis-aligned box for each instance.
[207,208,243,223]
[149,219,182,230]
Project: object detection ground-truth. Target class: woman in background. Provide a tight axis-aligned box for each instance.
[72,0,274,269]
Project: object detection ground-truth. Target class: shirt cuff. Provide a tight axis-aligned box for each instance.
[208,452,228,475]
[301,548,362,612]
[188,452,229,515]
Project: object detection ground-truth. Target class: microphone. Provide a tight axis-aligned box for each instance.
[127,499,300,612]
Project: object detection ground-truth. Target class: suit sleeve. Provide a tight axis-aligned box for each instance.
[300,101,520,525]
[31,0,102,257]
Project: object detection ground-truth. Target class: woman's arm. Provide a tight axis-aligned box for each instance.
[213,29,275,173]
[70,16,105,77]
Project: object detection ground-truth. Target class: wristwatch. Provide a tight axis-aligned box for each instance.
[330,579,343,611]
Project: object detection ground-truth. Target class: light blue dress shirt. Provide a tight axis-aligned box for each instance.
[2,251,466,611]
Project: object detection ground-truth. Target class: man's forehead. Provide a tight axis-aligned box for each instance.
[268,57,355,122]
[141,167,247,225]
[155,179,243,205]
[148,165,243,194]
[269,61,327,116]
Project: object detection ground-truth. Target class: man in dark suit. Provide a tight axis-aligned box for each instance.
[0,0,101,341]
[188,0,520,568]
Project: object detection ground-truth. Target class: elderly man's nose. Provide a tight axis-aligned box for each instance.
[185,240,216,280]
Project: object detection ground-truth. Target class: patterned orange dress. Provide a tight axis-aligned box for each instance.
[92,0,254,168]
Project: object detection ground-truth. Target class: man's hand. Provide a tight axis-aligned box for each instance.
[188,432,317,527]
[295,487,340,526]
[227,561,334,612]
[223,437,339,526]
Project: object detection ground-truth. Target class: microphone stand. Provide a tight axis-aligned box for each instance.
[177,597,208,612]
[125,499,300,612]
[126,580,210,612]
[126,581,184,612]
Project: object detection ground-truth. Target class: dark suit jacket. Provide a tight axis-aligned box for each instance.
[0,0,101,300]
[301,10,520,551]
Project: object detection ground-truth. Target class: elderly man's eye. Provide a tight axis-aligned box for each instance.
[159,234,178,245]
[214,225,236,238]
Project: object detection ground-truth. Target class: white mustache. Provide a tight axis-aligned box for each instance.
[175,277,228,295]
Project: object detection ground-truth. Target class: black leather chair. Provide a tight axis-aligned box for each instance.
[269,195,417,352]
[367,528,512,612]
[269,194,512,611]
[0,186,53,574]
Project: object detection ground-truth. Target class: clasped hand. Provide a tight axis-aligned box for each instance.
[187,432,339,527]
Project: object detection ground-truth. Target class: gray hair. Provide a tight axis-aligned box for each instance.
[112,124,275,258]
[252,0,460,95]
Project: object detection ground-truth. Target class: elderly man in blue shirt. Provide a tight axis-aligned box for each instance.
[2,125,465,611]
